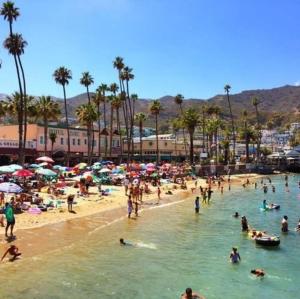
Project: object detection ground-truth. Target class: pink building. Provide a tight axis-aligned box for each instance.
[0,124,121,164]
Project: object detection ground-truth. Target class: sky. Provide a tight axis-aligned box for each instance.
[1,0,300,99]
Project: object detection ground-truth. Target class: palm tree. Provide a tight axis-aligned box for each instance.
[252,97,261,162]
[150,100,162,164]
[239,110,254,163]
[35,96,60,155]
[0,1,19,35]
[96,84,108,158]
[113,56,125,92]
[182,108,200,164]
[53,66,72,166]
[80,72,94,104]
[109,83,119,158]
[111,94,123,162]
[49,132,57,157]
[92,89,102,158]
[135,112,147,161]
[224,84,236,163]
[75,104,97,165]
[171,118,182,161]
[174,94,188,158]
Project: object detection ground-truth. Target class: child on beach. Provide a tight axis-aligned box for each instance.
[1,245,21,262]
[157,187,161,202]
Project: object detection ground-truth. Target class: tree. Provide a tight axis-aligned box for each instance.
[109,83,119,158]
[174,94,188,158]
[0,1,19,35]
[135,112,147,161]
[171,118,182,161]
[75,104,97,165]
[252,97,261,162]
[53,66,72,166]
[80,72,94,104]
[35,96,60,155]
[182,108,200,163]
[224,84,236,162]
[49,132,57,157]
[97,83,108,158]
[92,89,102,159]
[149,100,162,164]
[111,94,123,162]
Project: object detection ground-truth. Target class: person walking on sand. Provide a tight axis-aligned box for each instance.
[4,202,15,238]
[127,196,133,218]
[67,194,75,212]
[157,187,161,203]
[1,245,21,262]
[134,200,139,217]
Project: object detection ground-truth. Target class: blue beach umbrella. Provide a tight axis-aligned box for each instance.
[29,163,40,169]
[0,182,23,193]
[36,168,57,177]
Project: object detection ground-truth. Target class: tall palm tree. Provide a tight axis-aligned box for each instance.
[113,56,125,93]
[224,84,236,163]
[171,118,182,161]
[149,100,162,164]
[49,132,57,157]
[111,94,123,162]
[75,104,97,165]
[135,112,147,161]
[240,110,250,162]
[92,89,102,158]
[0,1,19,35]
[35,96,60,155]
[53,66,72,166]
[80,72,94,104]
[174,94,188,158]
[98,84,108,158]
[252,97,261,162]
[109,83,119,158]
[182,108,200,164]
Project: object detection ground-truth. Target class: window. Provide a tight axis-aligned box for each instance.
[72,139,75,146]
[165,142,168,147]
[93,140,96,147]
[60,137,64,145]
[40,136,44,145]
[78,139,80,146]
[84,139,87,145]
[149,142,153,146]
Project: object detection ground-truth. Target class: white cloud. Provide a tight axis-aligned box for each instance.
[294,81,300,86]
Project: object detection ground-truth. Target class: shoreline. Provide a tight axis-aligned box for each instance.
[0,173,264,260]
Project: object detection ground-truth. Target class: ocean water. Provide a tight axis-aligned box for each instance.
[1,175,300,299]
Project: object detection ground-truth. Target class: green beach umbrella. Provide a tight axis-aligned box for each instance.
[36,168,57,177]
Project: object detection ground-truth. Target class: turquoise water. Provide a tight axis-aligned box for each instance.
[1,175,300,299]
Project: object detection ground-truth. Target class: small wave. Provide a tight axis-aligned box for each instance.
[148,200,185,210]
[135,242,157,250]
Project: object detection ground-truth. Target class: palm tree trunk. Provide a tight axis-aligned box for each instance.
[116,108,123,163]
[44,118,48,155]
[103,98,108,159]
[202,110,206,153]
[109,103,113,158]
[17,56,27,155]
[255,106,261,163]
[155,114,159,164]
[189,131,194,163]
[174,132,178,162]
[226,91,236,162]
[97,103,101,159]
[87,124,91,165]
[180,105,188,159]
[125,81,134,164]
[51,142,54,157]
[139,121,143,161]
[63,85,70,166]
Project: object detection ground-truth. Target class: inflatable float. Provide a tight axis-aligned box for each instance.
[255,236,280,247]
[260,203,280,211]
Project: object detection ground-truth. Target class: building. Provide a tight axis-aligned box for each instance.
[124,134,201,161]
[0,124,121,164]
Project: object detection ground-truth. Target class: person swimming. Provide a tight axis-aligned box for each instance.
[120,238,133,246]
[229,247,241,263]
[181,287,203,299]
[233,212,240,218]
[251,269,265,277]
[262,199,267,210]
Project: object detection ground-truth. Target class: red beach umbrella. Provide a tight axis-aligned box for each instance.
[13,169,33,177]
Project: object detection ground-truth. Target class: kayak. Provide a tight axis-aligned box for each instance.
[255,236,280,247]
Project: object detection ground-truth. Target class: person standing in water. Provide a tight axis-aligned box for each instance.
[229,247,241,263]
[181,288,203,299]
[127,196,133,218]
[195,197,200,213]
[281,215,288,232]
[207,187,213,203]
[241,216,249,231]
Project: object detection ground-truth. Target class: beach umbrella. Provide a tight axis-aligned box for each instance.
[36,168,57,176]
[39,162,49,167]
[101,160,113,165]
[53,165,63,170]
[36,156,54,163]
[0,182,23,193]
[99,168,111,173]
[146,163,155,167]
[9,164,23,171]
[74,162,87,170]
[92,164,102,170]
[13,169,33,177]
[29,163,40,169]
[0,165,15,174]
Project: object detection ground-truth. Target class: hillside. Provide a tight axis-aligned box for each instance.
[1,85,300,127]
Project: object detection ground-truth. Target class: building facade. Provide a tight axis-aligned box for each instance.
[0,124,121,164]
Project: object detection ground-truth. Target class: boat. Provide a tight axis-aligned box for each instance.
[255,236,280,247]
